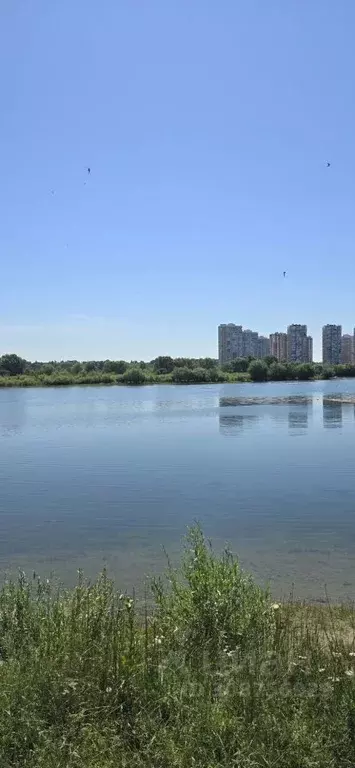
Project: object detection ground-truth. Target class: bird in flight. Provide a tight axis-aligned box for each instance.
[87,167,91,174]
[283,271,286,278]
[326,161,331,167]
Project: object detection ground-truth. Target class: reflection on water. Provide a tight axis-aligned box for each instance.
[2,382,355,600]
[219,414,258,436]
[220,394,314,437]
[323,401,343,429]
[288,407,309,431]
[219,395,355,435]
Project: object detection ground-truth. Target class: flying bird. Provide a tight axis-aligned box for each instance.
[326,161,331,167]
[87,167,91,174]
[283,271,286,278]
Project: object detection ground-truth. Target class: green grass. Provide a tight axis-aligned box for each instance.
[2,526,355,767]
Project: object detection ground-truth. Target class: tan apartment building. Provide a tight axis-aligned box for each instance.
[269,332,287,361]
[341,334,354,363]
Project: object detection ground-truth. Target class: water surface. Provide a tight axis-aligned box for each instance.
[1,380,355,599]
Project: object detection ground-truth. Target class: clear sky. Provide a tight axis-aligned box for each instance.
[1,0,355,361]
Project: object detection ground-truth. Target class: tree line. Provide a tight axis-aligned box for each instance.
[0,353,355,386]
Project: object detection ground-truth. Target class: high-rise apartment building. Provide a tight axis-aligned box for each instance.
[218,324,243,365]
[322,325,342,365]
[269,332,287,361]
[287,325,308,363]
[341,334,353,364]
[242,329,259,358]
[257,336,270,359]
[219,323,313,364]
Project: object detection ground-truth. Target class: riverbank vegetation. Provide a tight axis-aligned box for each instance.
[1,526,355,767]
[1,352,355,387]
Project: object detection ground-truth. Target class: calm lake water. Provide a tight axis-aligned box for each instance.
[1,380,355,600]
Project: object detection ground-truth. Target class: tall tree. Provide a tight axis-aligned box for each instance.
[0,354,26,376]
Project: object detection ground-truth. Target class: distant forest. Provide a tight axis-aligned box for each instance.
[0,353,354,386]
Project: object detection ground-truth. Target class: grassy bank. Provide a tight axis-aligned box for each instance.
[2,527,355,767]
[0,371,249,388]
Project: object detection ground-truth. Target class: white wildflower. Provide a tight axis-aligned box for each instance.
[318,668,326,673]
[271,603,280,610]
[345,669,354,678]
[106,686,112,693]
[349,652,355,657]
[298,655,307,661]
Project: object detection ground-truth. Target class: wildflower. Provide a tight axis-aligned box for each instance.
[298,655,307,661]
[318,668,326,673]
[271,603,280,610]
[345,669,354,678]
[333,652,342,659]
[349,652,355,657]
[106,686,112,693]
[154,636,163,646]
[328,676,340,683]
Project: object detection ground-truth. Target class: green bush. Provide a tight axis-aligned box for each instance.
[321,365,335,379]
[172,366,210,383]
[269,362,289,381]
[295,363,314,380]
[103,360,127,374]
[122,367,147,385]
[248,359,268,382]
[224,357,249,373]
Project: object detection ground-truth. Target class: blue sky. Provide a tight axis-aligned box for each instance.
[1,0,355,361]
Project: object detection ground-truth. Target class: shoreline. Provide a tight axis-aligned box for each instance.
[1,527,355,766]
[1,374,355,389]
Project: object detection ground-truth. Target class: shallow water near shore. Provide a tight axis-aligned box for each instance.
[1,379,355,600]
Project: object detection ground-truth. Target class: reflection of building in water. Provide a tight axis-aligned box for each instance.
[219,399,258,436]
[288,398,311,432]
[288,406,309,431]
[323,398,343,428]
[219,413,257,437]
